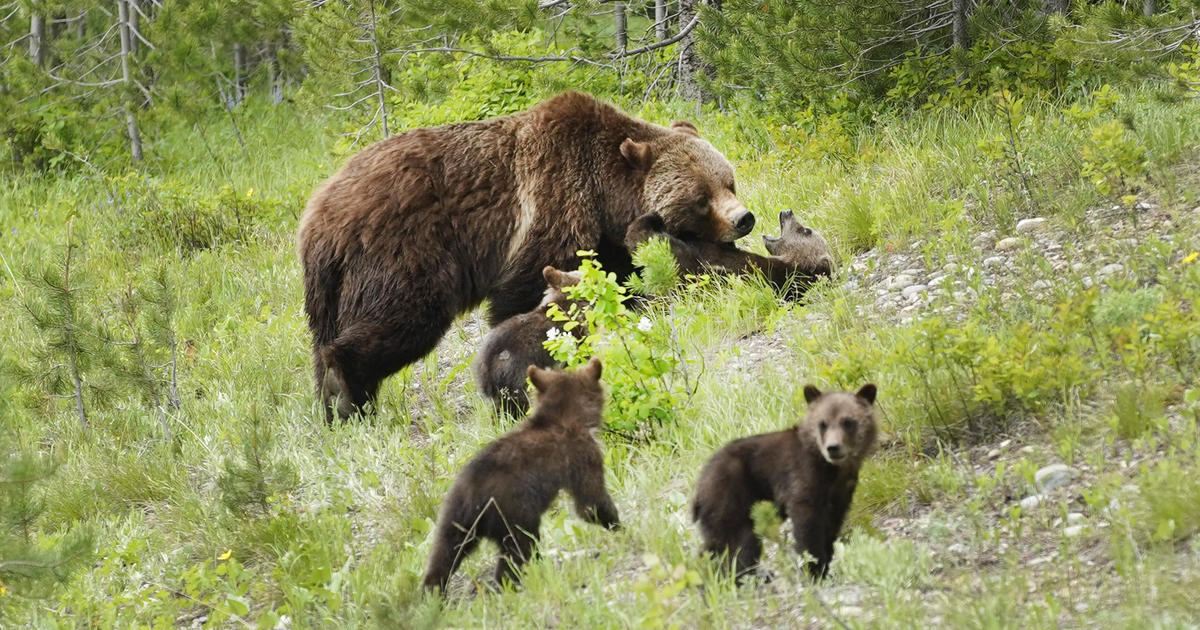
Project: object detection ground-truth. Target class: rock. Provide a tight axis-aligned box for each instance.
[1063,525,1084,538]
[1020,494,1046,510]
[901,284,928,298]
[1035,464,1075,492]
[1016,217,1047,234]
[1082,277,1093,289]
[983,256,1004,269]
[1066,512,1085,525]
[889,274,916,290]
[987,448,1001,459]
[1099,263,1124,276]
[995,237,1021,251]
[902,268,924,276]
[1031,280,1051,290]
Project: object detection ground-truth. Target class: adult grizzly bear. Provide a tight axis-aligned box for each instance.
[299,92,756,421]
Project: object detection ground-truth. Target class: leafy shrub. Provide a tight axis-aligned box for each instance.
[545,252,693,439]
[105,174,287,253]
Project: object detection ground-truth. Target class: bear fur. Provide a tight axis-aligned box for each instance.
[298,92,754,421]
[625,209,834,298]
[692,383,878,581]
[473,266,582,417]
[422,358,620,593]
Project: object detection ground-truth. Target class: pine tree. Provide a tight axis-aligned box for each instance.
[0,450,93,599]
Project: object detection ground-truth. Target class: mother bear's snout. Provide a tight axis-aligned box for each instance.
[733,211,755,236]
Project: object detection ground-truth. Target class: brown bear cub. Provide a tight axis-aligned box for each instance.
[423,358,620,593]
[692,384,878,582]
[626,209,834,299]
[473,266,582,417]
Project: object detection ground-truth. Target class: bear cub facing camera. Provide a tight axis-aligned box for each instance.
[692,384,878,581]
[473,265,582,417]
[424,358,619,593]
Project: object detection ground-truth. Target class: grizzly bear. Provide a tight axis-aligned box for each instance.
[473,266,582,417]
[626,209,834,298]
[423,358,620,593]
[692,384,878,582]
[299,92,755,421]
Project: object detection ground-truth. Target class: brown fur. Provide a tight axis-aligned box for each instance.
[298,92,753,421]
[625,210,834,299]
[692,384,878,581]
[423,358,620,592]
[473,266,583,417]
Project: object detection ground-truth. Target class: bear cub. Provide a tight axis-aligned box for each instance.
[625,209,834,299]
[692,383,878,582]
[424,358,620,593]
[473,266,582,417]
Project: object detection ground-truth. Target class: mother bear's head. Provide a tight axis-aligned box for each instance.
[619,121,754,243]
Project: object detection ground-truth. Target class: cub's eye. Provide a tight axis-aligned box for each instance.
[818,421,828,432]
[840,418,856,432]
[693,195,709,211]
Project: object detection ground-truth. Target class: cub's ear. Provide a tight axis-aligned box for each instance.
[856,383,877,405]
[583,357,603,381]
[543,265,568,288]
[803,385,822,404]
[527,365,550,392]
[671,120,701,137]
[620,138,654,171]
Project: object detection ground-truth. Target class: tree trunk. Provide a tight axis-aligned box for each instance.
[233,43,247,105]
[30,14,45,68]
[952,0,970,50]
[615,3,627,53]
[678,0,706,102]
[117,0,143,163]
[1143,0,1156,17]
[268,44,283,105]
[655,0,668,40]
[367,0,390,138]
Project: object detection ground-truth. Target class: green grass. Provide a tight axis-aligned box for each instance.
[2,85,1200,627]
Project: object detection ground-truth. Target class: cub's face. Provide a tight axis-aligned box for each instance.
[539,266,583,308]
[802,384,878,466]
[622,122,754,243]
[762,210,834,272]
[528,358,605,426]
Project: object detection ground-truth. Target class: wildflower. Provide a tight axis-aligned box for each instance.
[637,317,652,332]
[546,327,561,340]
[1183,251,1198,265]
[218,549,233,561]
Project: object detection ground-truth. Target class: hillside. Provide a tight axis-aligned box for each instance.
[1,86,1199,628]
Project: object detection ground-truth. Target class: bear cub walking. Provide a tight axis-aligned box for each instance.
[424,358,620,593]
[473,266,582,417]
[692,384,878,581]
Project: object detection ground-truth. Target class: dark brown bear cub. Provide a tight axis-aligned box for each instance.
[423,358,619,593]
[472,266,582,417]
[692,384,878,582]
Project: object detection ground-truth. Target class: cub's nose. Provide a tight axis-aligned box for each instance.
[825,443,843,459]
[733,211,755,236]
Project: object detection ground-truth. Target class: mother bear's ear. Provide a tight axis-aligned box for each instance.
[671,120,701,138]
[620,138,655,172]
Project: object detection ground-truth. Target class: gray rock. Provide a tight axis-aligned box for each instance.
[930,275,948,287]
[983,256,1005,269]
[1035,464,1075,492]
[1066,512,1085,525]
[1082,277,1094,289]
[1016,217,1047,234]
[1099,263,1124,276]
[889,274,916,290]
[995,237,1021,251]
[1063,525,1085,538]
[1020,494,1046,510]
[901,284,928,298]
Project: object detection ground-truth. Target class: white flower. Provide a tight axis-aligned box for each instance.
[546,327,561,340]
[637,317,653,332]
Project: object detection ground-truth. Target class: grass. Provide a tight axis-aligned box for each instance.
[2,84,1200,627]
